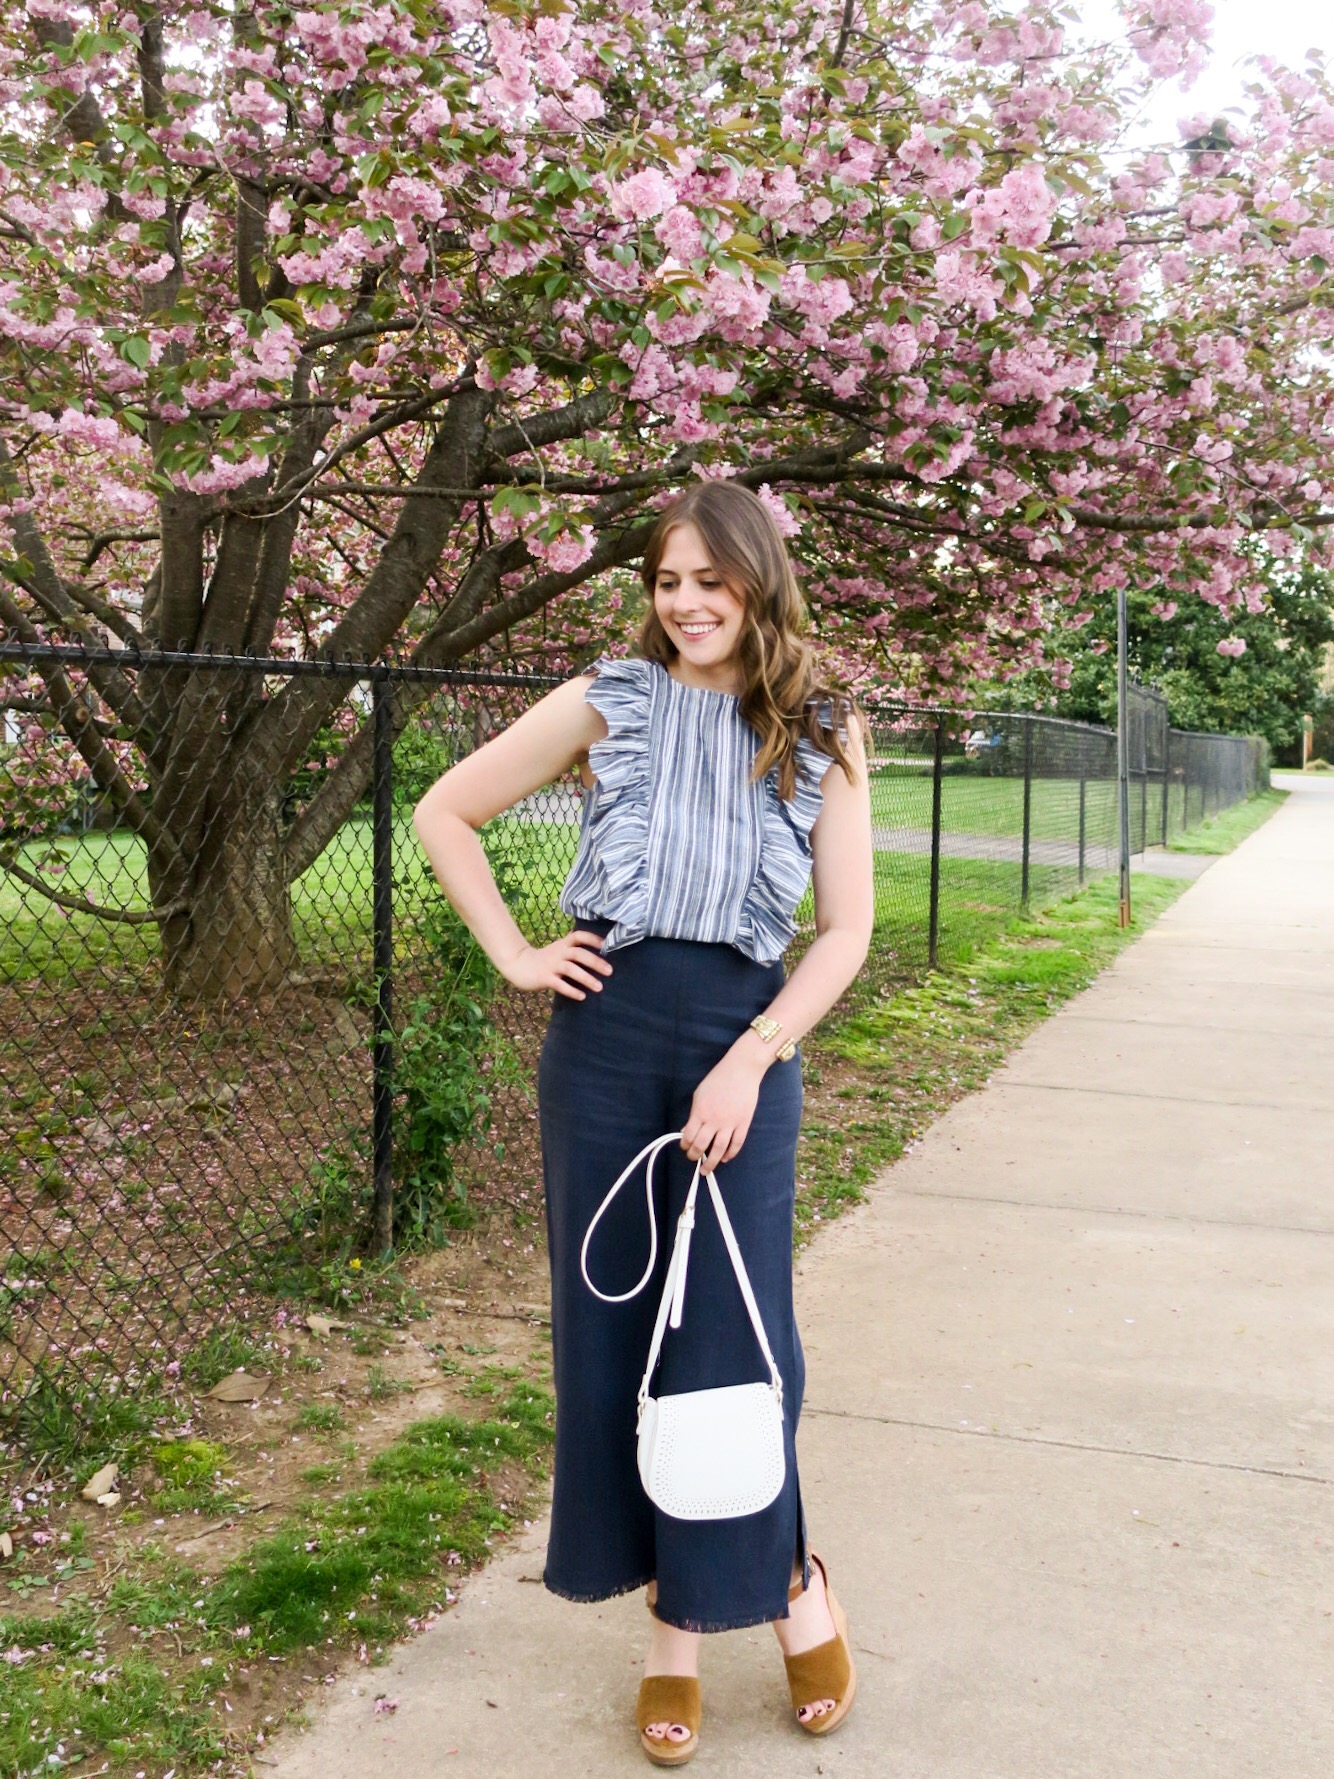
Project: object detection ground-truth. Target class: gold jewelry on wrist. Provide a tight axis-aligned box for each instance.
[749,1014,798,1063]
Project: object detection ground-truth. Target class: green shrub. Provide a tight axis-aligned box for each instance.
[392,718,458,805]
[391,883,503,1245]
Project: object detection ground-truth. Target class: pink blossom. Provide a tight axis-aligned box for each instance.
[412,95,452,135]
[1216,636,1247,657]
[754,484,801,538]
[566,84,606,122]
[528,522,597,575]
[610,169,678,223]
[655,205,703,262]
[55,409,123,449]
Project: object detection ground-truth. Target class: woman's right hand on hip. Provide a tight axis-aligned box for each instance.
[503,929,614,999]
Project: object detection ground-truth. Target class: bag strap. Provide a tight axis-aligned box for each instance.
[580,1131,683,1305]
[578,1131,784,1416]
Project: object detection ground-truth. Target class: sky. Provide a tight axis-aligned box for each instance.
[1077,0,1332,147]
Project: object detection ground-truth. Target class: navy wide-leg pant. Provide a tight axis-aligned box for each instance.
[538,919,808,1633]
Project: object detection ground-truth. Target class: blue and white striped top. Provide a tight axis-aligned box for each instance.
[558,655,839,965]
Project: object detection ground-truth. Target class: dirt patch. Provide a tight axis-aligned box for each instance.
[1,1227,557,1773]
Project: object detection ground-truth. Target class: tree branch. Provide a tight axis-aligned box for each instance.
[0,584,175,859]
[832,0,857,67]
[241,384,462,519]
[280,539,528,881]
[27,18,129,223]
[0,849,188,925]
[235,177,266,313]
[486,388,619,463]
[73,528,161,573]
[1067,503,1334,533]
[433,517,656,664]
[0,442,150,712]
[246,383,497,783]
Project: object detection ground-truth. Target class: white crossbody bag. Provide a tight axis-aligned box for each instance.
[580,1132,786,1522]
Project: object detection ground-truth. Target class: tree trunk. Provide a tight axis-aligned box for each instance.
[151,764,297,1001]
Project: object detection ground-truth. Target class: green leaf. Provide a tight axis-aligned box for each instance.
[491,486,542,520]
[121,336,151,370]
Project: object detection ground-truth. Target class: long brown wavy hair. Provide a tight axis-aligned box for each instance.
[638,481,859,800]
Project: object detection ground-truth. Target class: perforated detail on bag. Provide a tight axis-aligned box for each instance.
[638,1382,785,1521]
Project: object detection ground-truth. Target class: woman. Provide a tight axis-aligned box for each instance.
[413,479,874,1763]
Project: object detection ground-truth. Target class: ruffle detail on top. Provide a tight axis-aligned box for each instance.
[566,655,655,950]
[736,731,839,964]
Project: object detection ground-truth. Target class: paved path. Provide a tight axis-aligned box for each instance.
[272,773,1333,1779]
[871,828,1214,876]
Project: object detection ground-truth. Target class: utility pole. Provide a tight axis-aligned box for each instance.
[1117,582,1132,929]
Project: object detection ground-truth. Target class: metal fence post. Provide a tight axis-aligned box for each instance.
[1161,758,1170,847]
[370,670,395,1255]
[1139,771,1147,856]
[1078,762,1086,885]
[928,716,944,968]
[1031,715,1038,903]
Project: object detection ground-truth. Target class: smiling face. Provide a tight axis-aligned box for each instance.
[651,522,747,689]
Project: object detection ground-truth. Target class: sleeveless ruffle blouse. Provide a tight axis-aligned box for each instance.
[558,655,838,965]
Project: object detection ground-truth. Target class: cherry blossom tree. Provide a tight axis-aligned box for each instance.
[2,0,1332,994]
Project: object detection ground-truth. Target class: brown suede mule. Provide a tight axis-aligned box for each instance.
[636,1674,701,1766]
[783,1551,857,1736]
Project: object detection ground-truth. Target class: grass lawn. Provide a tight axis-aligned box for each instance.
[0,1380,554,1779]
[1166,787,1287,854]
[869,767,1119,844]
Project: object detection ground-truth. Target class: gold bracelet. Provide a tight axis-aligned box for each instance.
[750,1015,798,1063]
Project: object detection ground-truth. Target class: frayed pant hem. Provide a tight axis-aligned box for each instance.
[543,1572,789,1635]
[543,1571,655,1606]
[649,1596,790,1635]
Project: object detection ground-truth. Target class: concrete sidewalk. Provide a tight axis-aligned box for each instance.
[271,774,1334,1779]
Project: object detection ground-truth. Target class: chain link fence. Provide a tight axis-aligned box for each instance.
[0,644,1268,1437]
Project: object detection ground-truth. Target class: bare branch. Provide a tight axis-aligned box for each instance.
[73,528,161,573]
[0,442,150,703]
[487,388,619,462]
[236,177,266,313]
[246,385,464,519]
[0,849,188,925]
[434,518,656,664]
[1067,503,1334,533]
[304,316,433,351]
[832,0,856,66]
[0,584,176,859]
